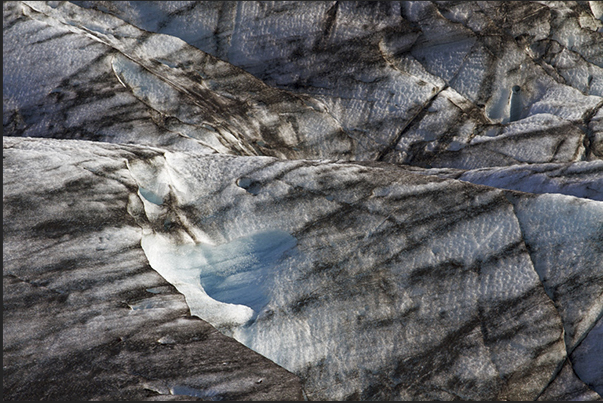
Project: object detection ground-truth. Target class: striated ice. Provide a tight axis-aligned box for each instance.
[571,317,603,395]
[116,147,580,400]
[511,193,603,351]
[4,1,603,401]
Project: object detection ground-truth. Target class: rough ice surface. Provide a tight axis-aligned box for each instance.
[404,160,603,201]
[511,193,603,351]
[123,146,600,400]
[571,317,603,396]
[3,0,603,401]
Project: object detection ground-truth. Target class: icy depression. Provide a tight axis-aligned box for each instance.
[3,1,603,401]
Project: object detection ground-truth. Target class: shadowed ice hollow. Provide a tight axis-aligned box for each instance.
[141,230,297,329]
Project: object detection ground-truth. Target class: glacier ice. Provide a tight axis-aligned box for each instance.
[119,144,602,400]
[572,317,603,395]
[140,230,297,329]
[3,1,603,401]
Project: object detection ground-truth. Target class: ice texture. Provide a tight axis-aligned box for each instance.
[3,0,603,401]
[141,230,297,329]
[123,146,585,400]
[511,193,603,352]
[571,317,603,396]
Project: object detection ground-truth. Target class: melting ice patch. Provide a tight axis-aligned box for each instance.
[138,186,166,206]
[141,230,297,329]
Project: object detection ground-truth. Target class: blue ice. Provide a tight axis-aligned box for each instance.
[138,186,164,205]
[193,230,297,313]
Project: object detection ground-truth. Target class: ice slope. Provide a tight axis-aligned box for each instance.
[5,136,603,400]
[69,0,603,164]
[5,1,603,169]
[3,1,354,160]
[3,1,603,401]
[2,137,304,400]
[401,160,603,201]
[571,316,603,396]
[131,146,603,401]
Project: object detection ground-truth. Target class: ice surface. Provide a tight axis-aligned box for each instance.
[469,114,585,164]
[7,0,603,168]
[571,316,603,395]
[512,193,603,351]
[453,160,603,201]
[510,85,522,122]
[124,149,575,400]
[4,1,603,400]
[170,385,217,400]
[141,230,297,329]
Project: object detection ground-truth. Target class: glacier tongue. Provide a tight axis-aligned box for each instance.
[4,0,603,401]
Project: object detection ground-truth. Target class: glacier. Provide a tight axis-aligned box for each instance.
[3,1,603,401]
